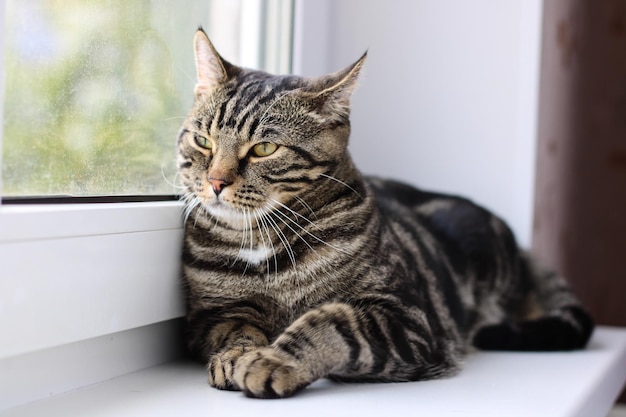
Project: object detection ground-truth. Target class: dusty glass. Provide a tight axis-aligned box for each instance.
[1,0,291,197]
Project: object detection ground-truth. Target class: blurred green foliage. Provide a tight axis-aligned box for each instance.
[2,0,204,196]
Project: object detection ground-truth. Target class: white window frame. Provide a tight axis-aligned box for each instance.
[0,0,293,410]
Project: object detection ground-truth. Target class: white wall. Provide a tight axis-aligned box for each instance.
[294,0,542,248]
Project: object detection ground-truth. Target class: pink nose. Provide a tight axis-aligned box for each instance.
[208,178,231,195]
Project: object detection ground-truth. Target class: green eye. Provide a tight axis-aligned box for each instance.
[194,135,212,150]
[252,142,278,157]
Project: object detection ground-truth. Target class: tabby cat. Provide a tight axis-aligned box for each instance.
[178,28,593,399]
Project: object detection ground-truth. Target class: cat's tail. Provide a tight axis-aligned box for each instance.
[473,252,594,351]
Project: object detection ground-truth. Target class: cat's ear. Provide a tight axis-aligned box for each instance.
[305,52,367,122]
[193,28,238,96]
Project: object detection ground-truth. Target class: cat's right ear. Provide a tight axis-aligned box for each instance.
[193,28,236,96]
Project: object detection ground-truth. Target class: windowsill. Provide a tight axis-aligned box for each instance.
[0,200,183,243]
[0,201,186,361]
[2,327,625,417]
[0,200,187,412]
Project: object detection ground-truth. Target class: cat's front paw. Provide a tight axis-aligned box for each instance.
[208,346,257,391]
[233,347,311,398]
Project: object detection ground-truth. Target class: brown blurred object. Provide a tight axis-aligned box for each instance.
[534,0,626,403]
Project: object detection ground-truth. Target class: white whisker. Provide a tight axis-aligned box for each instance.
[270,198,322,231]
[295,196,317,220]
[161,166,186,192]
[264,211,296,271]
[319,173,362,199]
[271,208,316,254]
[253,209,272,279]
[181,192,204,227]
[163,115,190,121]
[260,210,279,278]
[269,200,353,256]
[234,208,249,269]
[240,208,252,276]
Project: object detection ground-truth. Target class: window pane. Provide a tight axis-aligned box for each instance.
[1,0,292,197]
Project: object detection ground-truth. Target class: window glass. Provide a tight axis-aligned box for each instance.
[1,0,292,197]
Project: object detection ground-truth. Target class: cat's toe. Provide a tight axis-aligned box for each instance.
[208,346,257,391]
[233,348,310,399]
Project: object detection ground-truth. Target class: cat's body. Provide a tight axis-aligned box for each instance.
[178,29,593,399]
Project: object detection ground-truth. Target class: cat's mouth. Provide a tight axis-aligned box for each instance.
[204,198,255,229]
[206,199,238,217]
[198,188,283,230]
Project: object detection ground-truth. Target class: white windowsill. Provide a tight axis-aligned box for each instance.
[2,327,625,417]
[0,200,184,243]
[0,201,186,360]
[0,201,187,411]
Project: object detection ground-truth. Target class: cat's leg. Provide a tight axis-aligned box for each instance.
[233,301,456,398]
[186,297,275,390]
[233,303,357,398]
[205,321,269,390]
[473,252,594,351]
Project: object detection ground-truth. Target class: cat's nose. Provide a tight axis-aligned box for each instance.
[208,177,232,195]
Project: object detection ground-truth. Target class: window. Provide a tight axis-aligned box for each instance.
[1,0,293,198]
[0,1,293,409]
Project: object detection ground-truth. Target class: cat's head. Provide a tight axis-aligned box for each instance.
[177,28,365,228]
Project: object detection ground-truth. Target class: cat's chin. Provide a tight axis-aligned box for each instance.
[206,201,249,228]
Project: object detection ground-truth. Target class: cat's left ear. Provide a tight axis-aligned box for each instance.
[304,52,367,122]
[193,28,239,97]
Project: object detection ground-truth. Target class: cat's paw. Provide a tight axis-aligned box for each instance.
[208,346,257,391]
[233,347,310,398]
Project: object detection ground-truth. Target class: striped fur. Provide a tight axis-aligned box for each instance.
[178,29,594,398]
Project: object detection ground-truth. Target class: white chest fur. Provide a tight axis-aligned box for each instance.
[237,246,273,265]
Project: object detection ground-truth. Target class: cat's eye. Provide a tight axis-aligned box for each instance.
[194,135,213,150]
[252,142,278,157]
